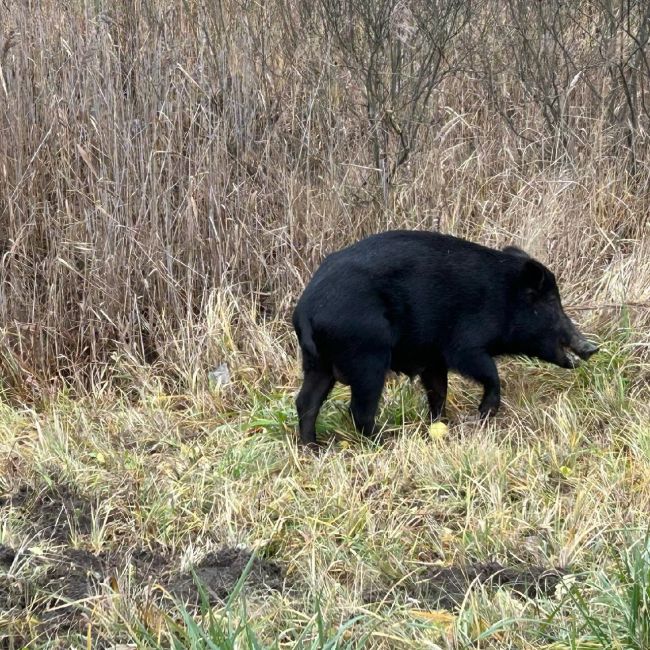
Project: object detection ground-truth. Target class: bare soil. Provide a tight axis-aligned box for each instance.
[365,560,567,610]
[167,547,285,606]
[0,483,285,644]
[0,482,93,543]
[2,480,566,643]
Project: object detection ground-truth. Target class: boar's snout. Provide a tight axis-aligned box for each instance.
[562,317,599,367]
[556,314,599,368]
[570,335,599,361]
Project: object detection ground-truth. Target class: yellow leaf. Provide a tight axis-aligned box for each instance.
[428,421,448,440]
[559,465,572,477]
[96,452,106,465]
[409,609,456,625]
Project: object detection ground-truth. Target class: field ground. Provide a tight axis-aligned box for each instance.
[1,317,650,648]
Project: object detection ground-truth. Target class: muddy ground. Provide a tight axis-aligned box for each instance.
[360,560,567,612]
[1,481,568,645]
[0,482,285,646]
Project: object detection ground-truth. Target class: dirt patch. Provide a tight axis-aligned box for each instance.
[0,543,170,643]
[0,543,285,643]
[1,482,94,543]
[46,548,104,598]
[365,561,567,610]
[417,561,567,609]
[1,547,91,620]
[118,546,170,578]
[1,483,286,641]
[0,483,33,509]
[167,547,285,607]
[0,544,17,567]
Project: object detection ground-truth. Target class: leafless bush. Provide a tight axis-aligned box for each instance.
[476,0,650,166]
[317,0,472,202]
[591,0,650,167]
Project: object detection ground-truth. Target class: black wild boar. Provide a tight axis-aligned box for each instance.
[292,230,598,446]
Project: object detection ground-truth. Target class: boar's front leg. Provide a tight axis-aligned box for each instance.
[420,362,448,421]
[454,352,501,418]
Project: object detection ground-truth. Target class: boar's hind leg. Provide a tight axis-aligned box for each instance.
[296,368,335,446]
[454,352,501,418]
[420,363,448,421]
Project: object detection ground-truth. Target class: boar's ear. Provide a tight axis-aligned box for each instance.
[503,245,530,258]
[520,259,548,294]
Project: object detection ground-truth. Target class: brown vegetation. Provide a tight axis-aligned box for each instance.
[0,0,648,398]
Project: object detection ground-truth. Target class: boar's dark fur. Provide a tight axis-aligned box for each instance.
[292,230,598,446]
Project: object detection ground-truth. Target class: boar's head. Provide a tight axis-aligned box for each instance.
[505,249,599,369]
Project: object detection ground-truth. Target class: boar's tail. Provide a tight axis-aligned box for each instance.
[295,313,319,359]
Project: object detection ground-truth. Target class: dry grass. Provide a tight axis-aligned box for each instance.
[1,0,649,648]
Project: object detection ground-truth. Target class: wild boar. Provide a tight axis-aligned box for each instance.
[293,230,598,446]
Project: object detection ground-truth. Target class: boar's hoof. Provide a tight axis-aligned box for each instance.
[300,439,324,455]
[478,401,500,419]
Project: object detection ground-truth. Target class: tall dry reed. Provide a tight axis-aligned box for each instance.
[0,0,648,398]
